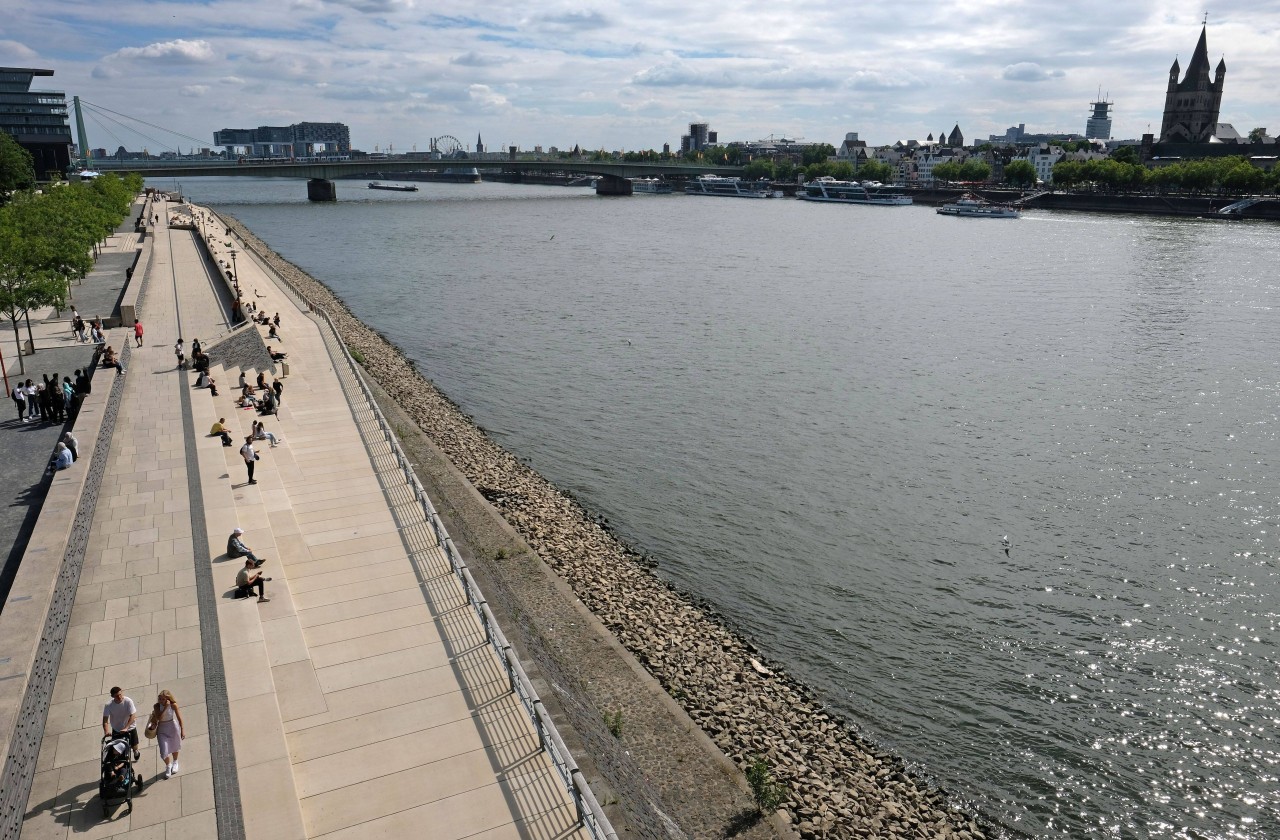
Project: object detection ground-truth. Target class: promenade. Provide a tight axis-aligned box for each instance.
[12,198,594,840]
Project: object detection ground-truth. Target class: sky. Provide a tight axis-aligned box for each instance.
[3,0,1278,154]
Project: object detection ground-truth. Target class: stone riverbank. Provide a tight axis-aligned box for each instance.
[222,214,991,840]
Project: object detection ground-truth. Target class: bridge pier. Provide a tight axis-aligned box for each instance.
[595,175,633,196]
[307,178,337,202]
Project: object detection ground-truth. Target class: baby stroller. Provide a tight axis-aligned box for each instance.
[99,735,144,818]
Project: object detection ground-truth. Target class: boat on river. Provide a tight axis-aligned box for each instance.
[368,182,419,192]
[936,194,1019,218]
[685,175,776,198]
[798,178,912,205]
[630,177,674,194]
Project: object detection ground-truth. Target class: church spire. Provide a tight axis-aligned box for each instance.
[1185,24,1211,78]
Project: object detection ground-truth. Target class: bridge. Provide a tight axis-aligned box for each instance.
[92,158,746,199]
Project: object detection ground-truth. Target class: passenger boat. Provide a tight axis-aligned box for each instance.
[630,177,674,194]
[367,182,419,192]
[684,175,775,198]
[797,178,912,205]
[936,194,1019,218]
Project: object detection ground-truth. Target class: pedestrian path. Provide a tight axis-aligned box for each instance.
[18,198,595,840]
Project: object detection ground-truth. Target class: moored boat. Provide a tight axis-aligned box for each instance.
[630,177,674,194]
[936,193,1019,218]
[368,182,419,192]
[798,177,912,205]
[685,175,775,198]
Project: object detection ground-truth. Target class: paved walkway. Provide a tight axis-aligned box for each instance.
[20,200,591,840]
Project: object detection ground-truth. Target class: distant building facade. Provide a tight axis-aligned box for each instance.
[0,67,72,178]
[1085,98,1113,140]
[214,122,351,157]
[680,122,717,154]
[1159,26,1225,143]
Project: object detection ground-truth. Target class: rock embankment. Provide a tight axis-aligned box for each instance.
[225,216,988,840]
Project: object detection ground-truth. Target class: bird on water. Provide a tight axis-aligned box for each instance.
[1000,535,1011,557]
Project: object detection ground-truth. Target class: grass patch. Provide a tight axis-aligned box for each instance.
[603,709,624,739]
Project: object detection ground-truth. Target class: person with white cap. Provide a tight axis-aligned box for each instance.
[226,528,266,567]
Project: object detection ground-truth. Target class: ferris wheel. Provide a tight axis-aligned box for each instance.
[431,135,464,156]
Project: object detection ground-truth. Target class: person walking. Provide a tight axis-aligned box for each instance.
[272,378,283,402]
[133,319,144,347]
[70,310,80,342]
[240,436,257,485]
[174,339,185,370]
[147,690,185,778]
[102,687,141,760]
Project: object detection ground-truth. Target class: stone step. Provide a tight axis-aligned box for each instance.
[191,362,310,840]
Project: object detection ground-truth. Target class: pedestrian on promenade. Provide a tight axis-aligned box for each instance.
[133,320,144,347]
[146,690,184,778]
[90,324,105,345]
[61,377,74,414]
[11,381,27,423]
[36,383,52,421]
[191,338,201,356]
[102,687,141,761]
[240,436,257,485]
[238,370,247,390]
[43,374,62,422]
[227,527,267,565]
[63,432,78,461]
[174,339,186,370]
[234,557,271,603]
[74,369,91,396]
[24,381,38,420]
[272,378,283,402]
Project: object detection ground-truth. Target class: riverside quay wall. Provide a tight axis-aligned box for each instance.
[219,212,991,840]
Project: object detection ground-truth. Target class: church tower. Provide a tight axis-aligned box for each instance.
[1159,25,1225,143]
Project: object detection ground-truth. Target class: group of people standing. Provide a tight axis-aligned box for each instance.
[71,310,106,345]
[11,371,91,425]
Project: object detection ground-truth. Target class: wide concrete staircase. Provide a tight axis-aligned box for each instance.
[188,307,593,839]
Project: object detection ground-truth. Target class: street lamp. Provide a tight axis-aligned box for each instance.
[229,247,239,296]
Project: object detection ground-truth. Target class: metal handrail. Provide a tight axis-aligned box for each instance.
[201,208,615,839]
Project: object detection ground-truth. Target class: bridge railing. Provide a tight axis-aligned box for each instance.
[204,208,619,840]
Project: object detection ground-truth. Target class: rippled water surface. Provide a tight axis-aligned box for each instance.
[176,176,1280,838]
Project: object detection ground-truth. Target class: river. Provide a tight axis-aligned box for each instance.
[168,175,1280,839]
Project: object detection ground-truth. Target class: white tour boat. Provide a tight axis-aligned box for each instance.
[684,175,775,198]
[936,194,1019,218]
[630,177,674,194]
[798,178,912,205]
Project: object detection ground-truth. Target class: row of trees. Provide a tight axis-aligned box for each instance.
[0,137,142,372]
[1052,155,1278,194]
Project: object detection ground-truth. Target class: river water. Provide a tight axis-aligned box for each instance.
[172,176,1280,839]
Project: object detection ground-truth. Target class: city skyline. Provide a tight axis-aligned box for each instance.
[4,1,1279,154]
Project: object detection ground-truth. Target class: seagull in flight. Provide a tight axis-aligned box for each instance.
[1000,535,1011,557]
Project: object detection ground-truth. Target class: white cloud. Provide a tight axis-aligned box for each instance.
[1000,62,1065,82]
[109,39,217,63]
[180,85,210,97]
[0,40,39,61]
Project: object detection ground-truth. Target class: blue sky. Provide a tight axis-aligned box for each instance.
[4,0,1277,153]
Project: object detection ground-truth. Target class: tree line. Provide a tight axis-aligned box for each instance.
[1,133,144,372]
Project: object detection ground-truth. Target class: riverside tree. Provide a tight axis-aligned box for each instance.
[0,173,140,372]
[0,132,36,200]
[1004,160,1036,187]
